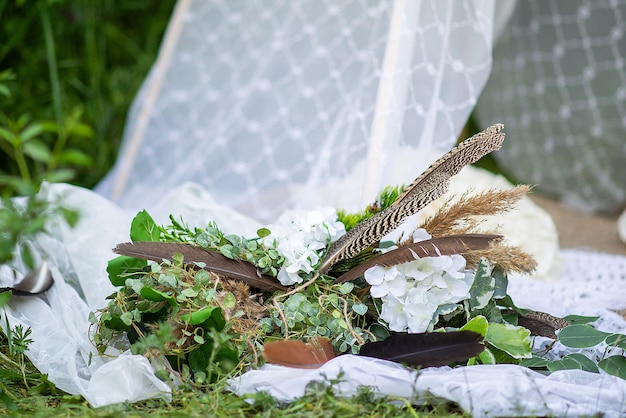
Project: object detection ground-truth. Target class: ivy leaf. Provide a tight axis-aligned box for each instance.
[468,259,494,310]
[496,294,530,316]
[547,353,599,373]
[107,256,147,287]
[557,324,611,348]
[478,346,496,365]
[598,356,626,380]
[492,267,508,299]
[461,315,488,337]
[486,322,532,359]
[130,210,160,242]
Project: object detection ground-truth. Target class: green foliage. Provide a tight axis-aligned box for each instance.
[159,213,287,277]
[261,279,375,354]
[0,195,78,264]
[130,209,160,242]
[336,185,405,231]
[0,1,176,192]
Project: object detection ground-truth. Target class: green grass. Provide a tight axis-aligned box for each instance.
[0,0,176,192]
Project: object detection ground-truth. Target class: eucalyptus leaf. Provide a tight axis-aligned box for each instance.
[257,228,271,238]
[598,356,626,380]
[519,355,552,369]
[352,303,368,315]
[547,353,599,373]
[223,292,236,309]
[558,324,611,348]
[605,333,626,350]
[562,314,600,325]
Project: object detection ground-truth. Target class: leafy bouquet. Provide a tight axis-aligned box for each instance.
[92,124,626,387]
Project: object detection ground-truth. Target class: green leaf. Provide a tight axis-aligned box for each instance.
[194,269,211,285]
[0,291,12,307]
[339,282,354,294]
[598,356,626,379]
[181,307,225,331]
[120,311,133,326]
[219,244,237,259]
[140,287,176,306]
[558,324,611,348]
[223,292,236,309]
[20,123,45,142]
[106,256,147,287]
[605,333,626,350]
[492,268,508,299]
[58,149,93,167]
[352,303,368,315]
[562,314,600,325]
[60,207,79,227]
[478,346,496,365]
[486,322,532,359]
[547,353,599,373]
[130,210,160,242]
[468,259,495,310]
[257,228,271,238]
[519,355,552,369]
[22,140,51,162]
[43,169,75,183]
[496,294,530,316]
[461,315,488,337]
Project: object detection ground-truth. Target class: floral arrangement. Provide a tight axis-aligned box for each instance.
[92,125,626,386]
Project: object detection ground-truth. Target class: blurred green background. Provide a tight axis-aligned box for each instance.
[0,0,176,197]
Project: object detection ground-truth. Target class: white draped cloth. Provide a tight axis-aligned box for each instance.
[2,1,626,416]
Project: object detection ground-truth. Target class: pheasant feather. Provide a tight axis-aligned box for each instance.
[319,124,506,273]
[113,241,286,292]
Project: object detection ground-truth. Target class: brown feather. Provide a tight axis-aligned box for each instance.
[262,337,336,369]
[113,241,286,292]
[358,330,484,367]
[513,311,570,339]
[319,124,505,273]
[335,234,503,283]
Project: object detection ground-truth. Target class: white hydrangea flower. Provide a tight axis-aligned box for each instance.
[365,228,474,333]
[264,207,346,286]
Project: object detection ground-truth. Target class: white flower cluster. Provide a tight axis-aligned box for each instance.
[364,229,474,333]
[264,207,346,286]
